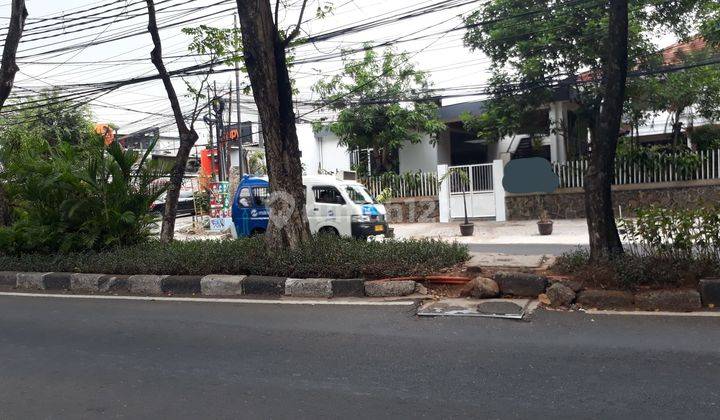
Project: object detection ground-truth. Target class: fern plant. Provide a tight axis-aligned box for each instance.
[0,136,169,253]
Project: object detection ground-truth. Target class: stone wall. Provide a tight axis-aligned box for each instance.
[384,196,439,223]
[506,179,720,220]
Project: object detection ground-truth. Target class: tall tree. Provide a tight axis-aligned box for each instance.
[312,46,446,175]
[234,0,312,249]
[584,0,628,258]
[462,0,715,260]
[0,0,27,227]
[145,0,207,242]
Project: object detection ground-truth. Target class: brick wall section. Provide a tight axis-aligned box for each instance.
[506,179,720,220]
[384,196,439,223]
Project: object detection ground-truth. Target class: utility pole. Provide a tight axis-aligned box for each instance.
[234,14,245,175]
[212,81,226,182]
[206,85,215,181]
[228,81,233,180]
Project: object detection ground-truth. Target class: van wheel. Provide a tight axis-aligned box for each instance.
[318,226,339,237]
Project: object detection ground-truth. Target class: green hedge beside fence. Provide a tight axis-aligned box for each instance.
[0,236,469,279]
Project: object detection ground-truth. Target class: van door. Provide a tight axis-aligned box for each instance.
[309,185,345,235]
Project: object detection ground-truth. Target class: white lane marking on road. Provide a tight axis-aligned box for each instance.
[584,309,720,317]
[0,291,415,306]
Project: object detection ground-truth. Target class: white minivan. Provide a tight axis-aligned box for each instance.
[232,174,388,239]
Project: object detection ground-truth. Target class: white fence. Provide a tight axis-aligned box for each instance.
[553,149,720,189]
[360,171,439,198]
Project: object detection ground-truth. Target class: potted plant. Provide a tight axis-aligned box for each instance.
[440,168,474,236]
[536,195,553,235]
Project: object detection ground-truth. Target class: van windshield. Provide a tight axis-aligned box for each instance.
[345,185,374,204]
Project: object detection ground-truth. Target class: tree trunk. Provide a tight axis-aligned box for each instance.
[584,0,627,260]
[145,0,199,243]
[0,186,10,226]
[671,108,684,149]
[235,0,311,249]
[0,0,26,107]
[0,0,28,227]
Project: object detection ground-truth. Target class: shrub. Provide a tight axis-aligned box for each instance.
[688,125,720,151]
[0,137,168,253]
[553,205,720,290]
[0,236,469,279]
[619,205,720,259]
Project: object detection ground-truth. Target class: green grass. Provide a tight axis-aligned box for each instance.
[0,236,469,279]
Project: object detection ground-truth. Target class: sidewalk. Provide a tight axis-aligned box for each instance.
[392,219,589,245]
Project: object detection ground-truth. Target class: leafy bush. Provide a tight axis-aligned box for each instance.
[552,250,718,290]
[0,236,469,279]
[553,205,720,289]
[193,190,211,214]
[0,137,169,253]
[688,125,720,151]
[616,138,701,178]
[619,205,720,259]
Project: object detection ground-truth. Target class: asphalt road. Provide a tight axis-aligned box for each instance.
[465,243,587,255]
[1,296,719,419]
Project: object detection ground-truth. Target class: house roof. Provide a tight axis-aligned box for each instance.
[660,37,708,64]
[577,36,710,82]
[439,100,486,122]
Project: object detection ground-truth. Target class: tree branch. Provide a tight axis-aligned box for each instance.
[189,59,216,131]
[274,0,281,28]
[283,0,308,46]
[145,0,191,136]
[0,0,27,109]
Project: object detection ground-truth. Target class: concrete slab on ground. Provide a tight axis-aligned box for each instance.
[417,298,538,319]
[467,252,554,269]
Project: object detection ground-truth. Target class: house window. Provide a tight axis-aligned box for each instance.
[519,109,551,136]
[313,186,345,204]
[450,130,488,165]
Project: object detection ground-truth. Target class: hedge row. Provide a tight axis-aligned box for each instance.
[0,236,469,279]
[551,248,720,290]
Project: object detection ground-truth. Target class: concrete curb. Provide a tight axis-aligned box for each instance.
[331,278,365,297]
[162,276,202,295]
[128,275,167,295]
[285,278,333,298]
[2,270,720,312]
[0,271,18,286]
[17,272,66,290]
[200,275,245,296]
[2,271,365,298]
[70,274,128,293]
[243,275,286,296]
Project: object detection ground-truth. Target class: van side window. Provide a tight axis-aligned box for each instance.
[238,187,251,208]
[252,187,269,206]
[313,186,344,204]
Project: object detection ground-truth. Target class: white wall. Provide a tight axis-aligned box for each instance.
[399,134,438,173]
[299,125,351,175]
[296,124,321,175]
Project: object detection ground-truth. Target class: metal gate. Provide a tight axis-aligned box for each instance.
[448,163,496,219]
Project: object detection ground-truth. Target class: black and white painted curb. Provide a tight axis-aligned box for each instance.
[0,271,413,299]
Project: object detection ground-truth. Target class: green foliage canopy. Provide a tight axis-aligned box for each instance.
[461,0,718,141]
[312,47,446,172]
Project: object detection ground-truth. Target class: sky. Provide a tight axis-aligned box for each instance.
[3,0,486,150]
[3,0,679,151]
